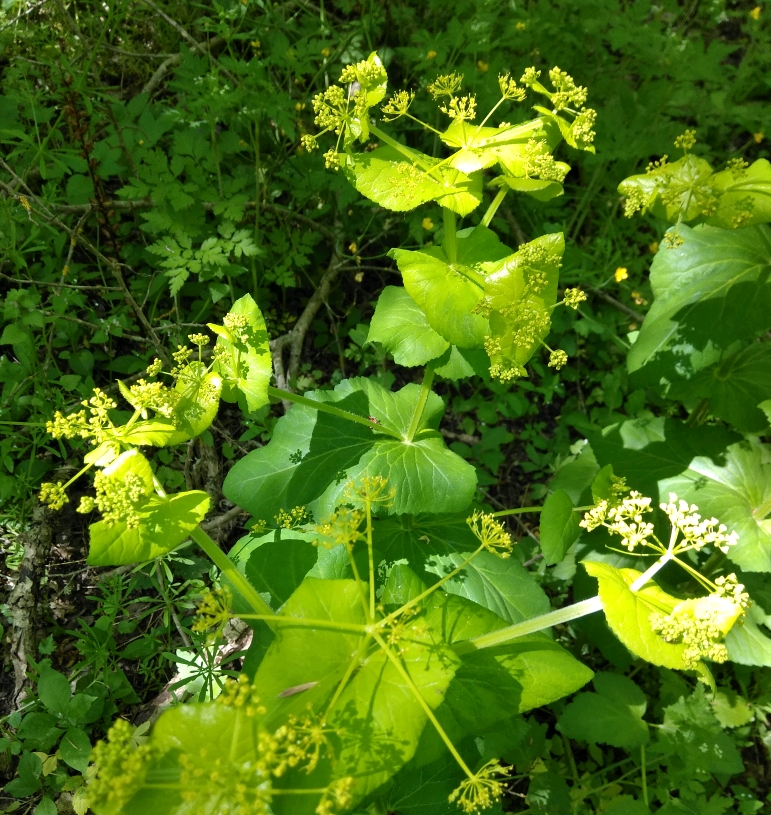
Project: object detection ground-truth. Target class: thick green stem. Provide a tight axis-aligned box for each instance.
[267,385,401,440]
[189,526,275,626]
[373,632,474,779]
[368,124,432,171]
[491,505,542,517]
[458,552,673,654]
[443,208,458,263]
[366,501,376,619]
[481,188,508,227]
[405,366,435,442]
[238,614,366,635]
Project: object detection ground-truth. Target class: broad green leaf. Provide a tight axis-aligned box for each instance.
[539,490,580,565]
[223,377,476,519]
[588,417,739,502]
[390,224,511,348]
[88,490,210,566]
[628,224,771,377]
[660,440,771,572]
[557,672,649,748]
[424,551,550,624]
[229,530,318,608]
[481,232,564,375]
[209,293,272,412]
[710,690,755,728]
[367,286,449,366]
[37,665,71,716]
[59,727,92,772]
[16,713,60,752]
[549,443,600,505]
[583,561,687,669]
[725,604,771,666]
[432,346,487,380]
[668,342,771,433]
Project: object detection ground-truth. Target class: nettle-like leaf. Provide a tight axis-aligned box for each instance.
[583,561,688,670]
[343,145,484,215]
[660,440,771,572]
[209,293,272,412]
[87,450,210,566]
[627,224,771,385]
[389,226,510,348]
[223,377,476,519]
[557,672,649,749]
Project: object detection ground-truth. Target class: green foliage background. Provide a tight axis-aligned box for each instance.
[1,1,771,814]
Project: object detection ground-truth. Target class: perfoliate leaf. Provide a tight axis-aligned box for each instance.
[481,232,564,378]
[539,489,580,565]
[490,174,564,201]
[223,377,476,519]
[583,561,687,669]
[209,293,272,412]
[660,440,771,572]
[367,286,450,366]
[88,490,210,566]
[390,226,511,348]
[628,224,771,380]
[725,604,771,666]
[707,158,771,229]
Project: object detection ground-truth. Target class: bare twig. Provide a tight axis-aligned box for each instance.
[201,505,245,532]
[588,287,645,322]
[271,239,344,400]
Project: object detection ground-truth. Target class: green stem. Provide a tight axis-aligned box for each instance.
[443,208,458,263]
[640,744,648,808]
[372,632,474,779]
[380,545,485,627]
[189,526,275,626]
[405,366,435,442]
[366,500,376,619]
[267,385,401,439]
[754,494,771,522]
[238,614,366,635]
[481,188,508,228]
[323,634,373,719]
[368,124,433,171]
[492,505,542,517]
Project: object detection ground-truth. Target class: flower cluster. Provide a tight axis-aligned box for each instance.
[312,84,349,135]
[192,587,233,638]
[440,95,477,122]
[548,67,588,110]
[548,349,568,369]
[275,505,312,529]
[78,466,150,528]
[467,511,514,558]
[345,474,395,507]
[660,493,739,553]
[563,288,587,309]
[448,760,511,814]
[498,72,526,102]
[427,73,464,99]
[674,129,697,152]
[46,389,117,443]
[126,378,179,418]
[523,138,568,182]
[580,491,654,551]
[381,90,415,121]
[715,573,751,609]
[650,594,744,669]
[39,481,69,510]
[316,507,365,550]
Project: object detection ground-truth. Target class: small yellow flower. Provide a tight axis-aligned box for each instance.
[354,271,364,282]
[614,267,628,282]
[631,291,648,306]
[749,6,761,19]
[754,132,765,143]
[349,242,358,254]
[477,60,489,73]
[649,241,659,254]
[422,217,434,231]
[427,50,437,59]
[321,47,331,57]
[516,21,527,30]
[251,39,260,48]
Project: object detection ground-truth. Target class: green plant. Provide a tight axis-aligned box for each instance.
[27,53,771,815]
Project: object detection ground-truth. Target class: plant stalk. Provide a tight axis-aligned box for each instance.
[481,188,508,227]
[405,366,435,442]
[189,526,276,626]
[443,207,458,263]
[267,385,401,439]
